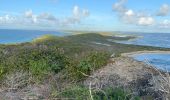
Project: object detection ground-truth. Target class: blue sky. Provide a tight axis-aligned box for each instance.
[0,0,170,32]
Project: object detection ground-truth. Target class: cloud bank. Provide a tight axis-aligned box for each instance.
[0,5,90,29]
[112,0,170,31]
[157,4,170,16]
[113,0,155,26]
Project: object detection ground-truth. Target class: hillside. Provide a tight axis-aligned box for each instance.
[1,33,168,55]
[0,33,170,99]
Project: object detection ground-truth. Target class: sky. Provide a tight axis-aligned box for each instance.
[0,0,170,32]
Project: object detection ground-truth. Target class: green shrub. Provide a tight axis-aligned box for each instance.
[58,86,90,100]
[93,87,140,100]
[28,48,68,73]
[29,59,50,80]
[66,51,110,80]
[56,86,140,100]
[0,47,69,81]
[27,49,68,81]
[77,52,109,78]
[0,65,6,79]
[0,55,11,79]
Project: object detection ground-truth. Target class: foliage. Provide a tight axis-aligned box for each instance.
[0,33,167,81]
[0,33,167,98]
[66,51,110,80]
[57,86,140,100]
[0,47,69,81]
[58,86,90,100]
[77,51,110,79]
[93,87,140,100]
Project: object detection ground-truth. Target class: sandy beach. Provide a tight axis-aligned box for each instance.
[121,50,170,57]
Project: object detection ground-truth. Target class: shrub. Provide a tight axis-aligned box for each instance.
[27,48,68,81]
[93,87,140,100]
[28,48,68,73]
[29,59,50,81]
[0,55,10,79]
[56,86,140,100]
[66,51,110,80]
[58,86,90,100]
[0,65,6,79]
[0,47,69,81]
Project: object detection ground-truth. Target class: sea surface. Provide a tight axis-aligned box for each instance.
[132,53,170,71]
[115,32,170,70]
[0,29,69,44]
[115,32,170,48]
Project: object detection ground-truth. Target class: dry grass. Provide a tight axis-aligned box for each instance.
[144,59,170,99]
[1,71,30,92]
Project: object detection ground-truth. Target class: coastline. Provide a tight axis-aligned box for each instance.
[121,50,170,57]
[85,52,170,99]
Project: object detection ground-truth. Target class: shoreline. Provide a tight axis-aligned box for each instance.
[121,50,170,57]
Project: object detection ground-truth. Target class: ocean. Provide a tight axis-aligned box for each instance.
[0,29,69,44]
[132,53,170,71]
[115,32,170,71]
[115,32,170,48]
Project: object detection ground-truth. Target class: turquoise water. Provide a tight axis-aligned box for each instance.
[0,29,69,44]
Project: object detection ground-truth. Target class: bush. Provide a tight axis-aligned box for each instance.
[56,86,140,100]
[0,47,69,81]
[58,86,90,100]
[29,49,67,71]
[0,65,6,79]
[93,87,140,100]
[66,51,110,80]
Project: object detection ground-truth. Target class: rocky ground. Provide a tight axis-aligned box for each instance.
[84,56,170,99]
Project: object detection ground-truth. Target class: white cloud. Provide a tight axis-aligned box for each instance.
[32,16,37,23]
[24,10,38,23]
[23,6,90,26]
[72,5,89,21]
[125,9,134,16]
[25,10,33,18]
[122,9,136,24]
[73,6,80,18]
[138,17,155,26]
[112,0,136,24]
[113,0,127,12]
[113,0,155,26]
[159,19,170,28]
[24,10,58,24]
[0,6,90,29]
[157,4,170,16]
[38,13,57,21]
[0,15,15,24]
[62,5,90,25]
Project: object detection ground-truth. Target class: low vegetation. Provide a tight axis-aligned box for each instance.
[0,33,169,99]
[56,86,140,100]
